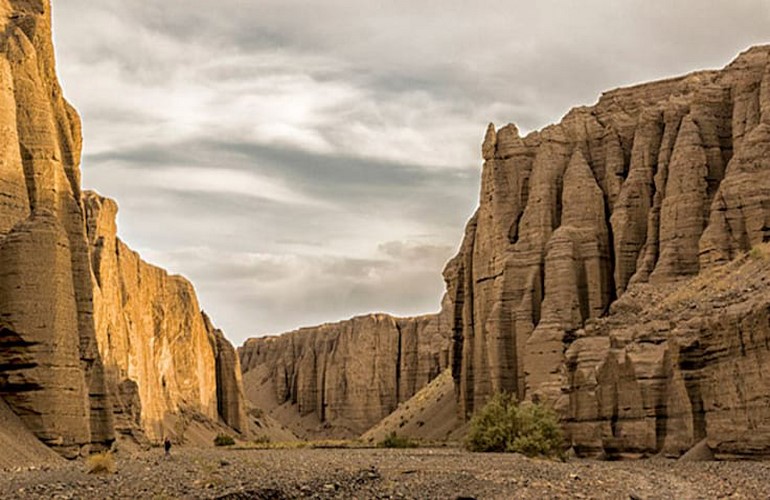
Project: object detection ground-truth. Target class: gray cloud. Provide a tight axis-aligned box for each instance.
[51,0,770,345]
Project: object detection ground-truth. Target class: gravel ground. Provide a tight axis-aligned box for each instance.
[1,447,769,499]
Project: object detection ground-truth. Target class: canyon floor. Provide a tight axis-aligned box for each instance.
[1,447,768,500]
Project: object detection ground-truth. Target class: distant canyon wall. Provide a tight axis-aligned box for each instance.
[0,0,245,458]
[239,313,450,437]
[443,45,770,457]
[242,45,770,457]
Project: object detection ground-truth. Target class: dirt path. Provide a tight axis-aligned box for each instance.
[0,447,767,499]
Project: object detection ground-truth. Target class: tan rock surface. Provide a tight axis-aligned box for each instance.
[0,398,62,470]
[204,313,248,434]
[239,314,450,438]
[85,191,248,442]
[360,369,463,445]
[0,1,247,465]
[566,246,770,458]
[0,0,113,456]
[440,45,770,458]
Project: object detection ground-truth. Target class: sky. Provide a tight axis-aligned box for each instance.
[51,1,770,346]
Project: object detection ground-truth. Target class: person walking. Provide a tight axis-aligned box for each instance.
[164,437,172,457]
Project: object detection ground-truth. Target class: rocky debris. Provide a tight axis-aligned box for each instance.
[239,314,450,438]
[440,45,770,457]
[678,439,714,462]
[0,0,246,464]
[0,398,62,470]
[361,369,463,445]
[1,447,770,499]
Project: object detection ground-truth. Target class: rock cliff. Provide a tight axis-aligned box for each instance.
[444,45,770,457]
[85,192,248,442]
[0,0,246,461]
[239,314,450,438]
[565,249,770,459]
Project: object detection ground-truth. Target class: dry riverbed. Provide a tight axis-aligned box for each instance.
[1,447,768,499]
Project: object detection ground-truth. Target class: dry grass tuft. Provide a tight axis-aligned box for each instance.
[86,451,116,474]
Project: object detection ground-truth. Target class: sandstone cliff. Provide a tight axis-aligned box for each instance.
[239,314,450,438]
[0,0,246,462]
[566,248,770,459]
[444,45,770,457]
[0,0,112,458]
[84,192,248,442]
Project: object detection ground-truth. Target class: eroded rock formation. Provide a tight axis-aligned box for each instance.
[85,192,248,442]
[566,250,770,459]
[444,45,770,457]
[0,0,246,460]
[0,0,112,458]
[239,314,450,437]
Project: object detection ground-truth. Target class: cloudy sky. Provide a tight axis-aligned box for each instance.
[51,1,769,346]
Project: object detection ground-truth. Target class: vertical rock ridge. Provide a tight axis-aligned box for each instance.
[239,313,450,438]
[439,45,770,458]
[204,313,248,434]
[0,0,115,455]
[652,115,709,279]
[0,0,247,461]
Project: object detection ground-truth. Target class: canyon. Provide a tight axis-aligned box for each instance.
[243,45,770,458]
[2,0,770,467]
[0,0,246,464]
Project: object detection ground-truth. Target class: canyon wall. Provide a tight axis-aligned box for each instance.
[444,45,770,457]
[0,0,245,460]
[239,313,450,437]
[85,192,248,441]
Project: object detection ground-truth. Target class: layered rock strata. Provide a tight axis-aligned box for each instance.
[443,45,770,457]
[566,250,770,459]
[239,314,450,437]
[0,0,246,459]
[0,0,112,457]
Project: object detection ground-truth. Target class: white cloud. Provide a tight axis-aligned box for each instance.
[144,167,327,207]
[50,0,770,345]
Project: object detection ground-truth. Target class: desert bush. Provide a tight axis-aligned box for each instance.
[377,432,418,449]
[214,434,236,446]
[252,434,271,444]
[465,393,564,458]
[749,246,766,260]
[86,451,116,474]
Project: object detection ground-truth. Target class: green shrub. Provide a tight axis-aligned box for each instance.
[252,434,271,444]
[377,432,418,449]
[214,434,235,447]
[749,246,765,260]
[465,393,564,458]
